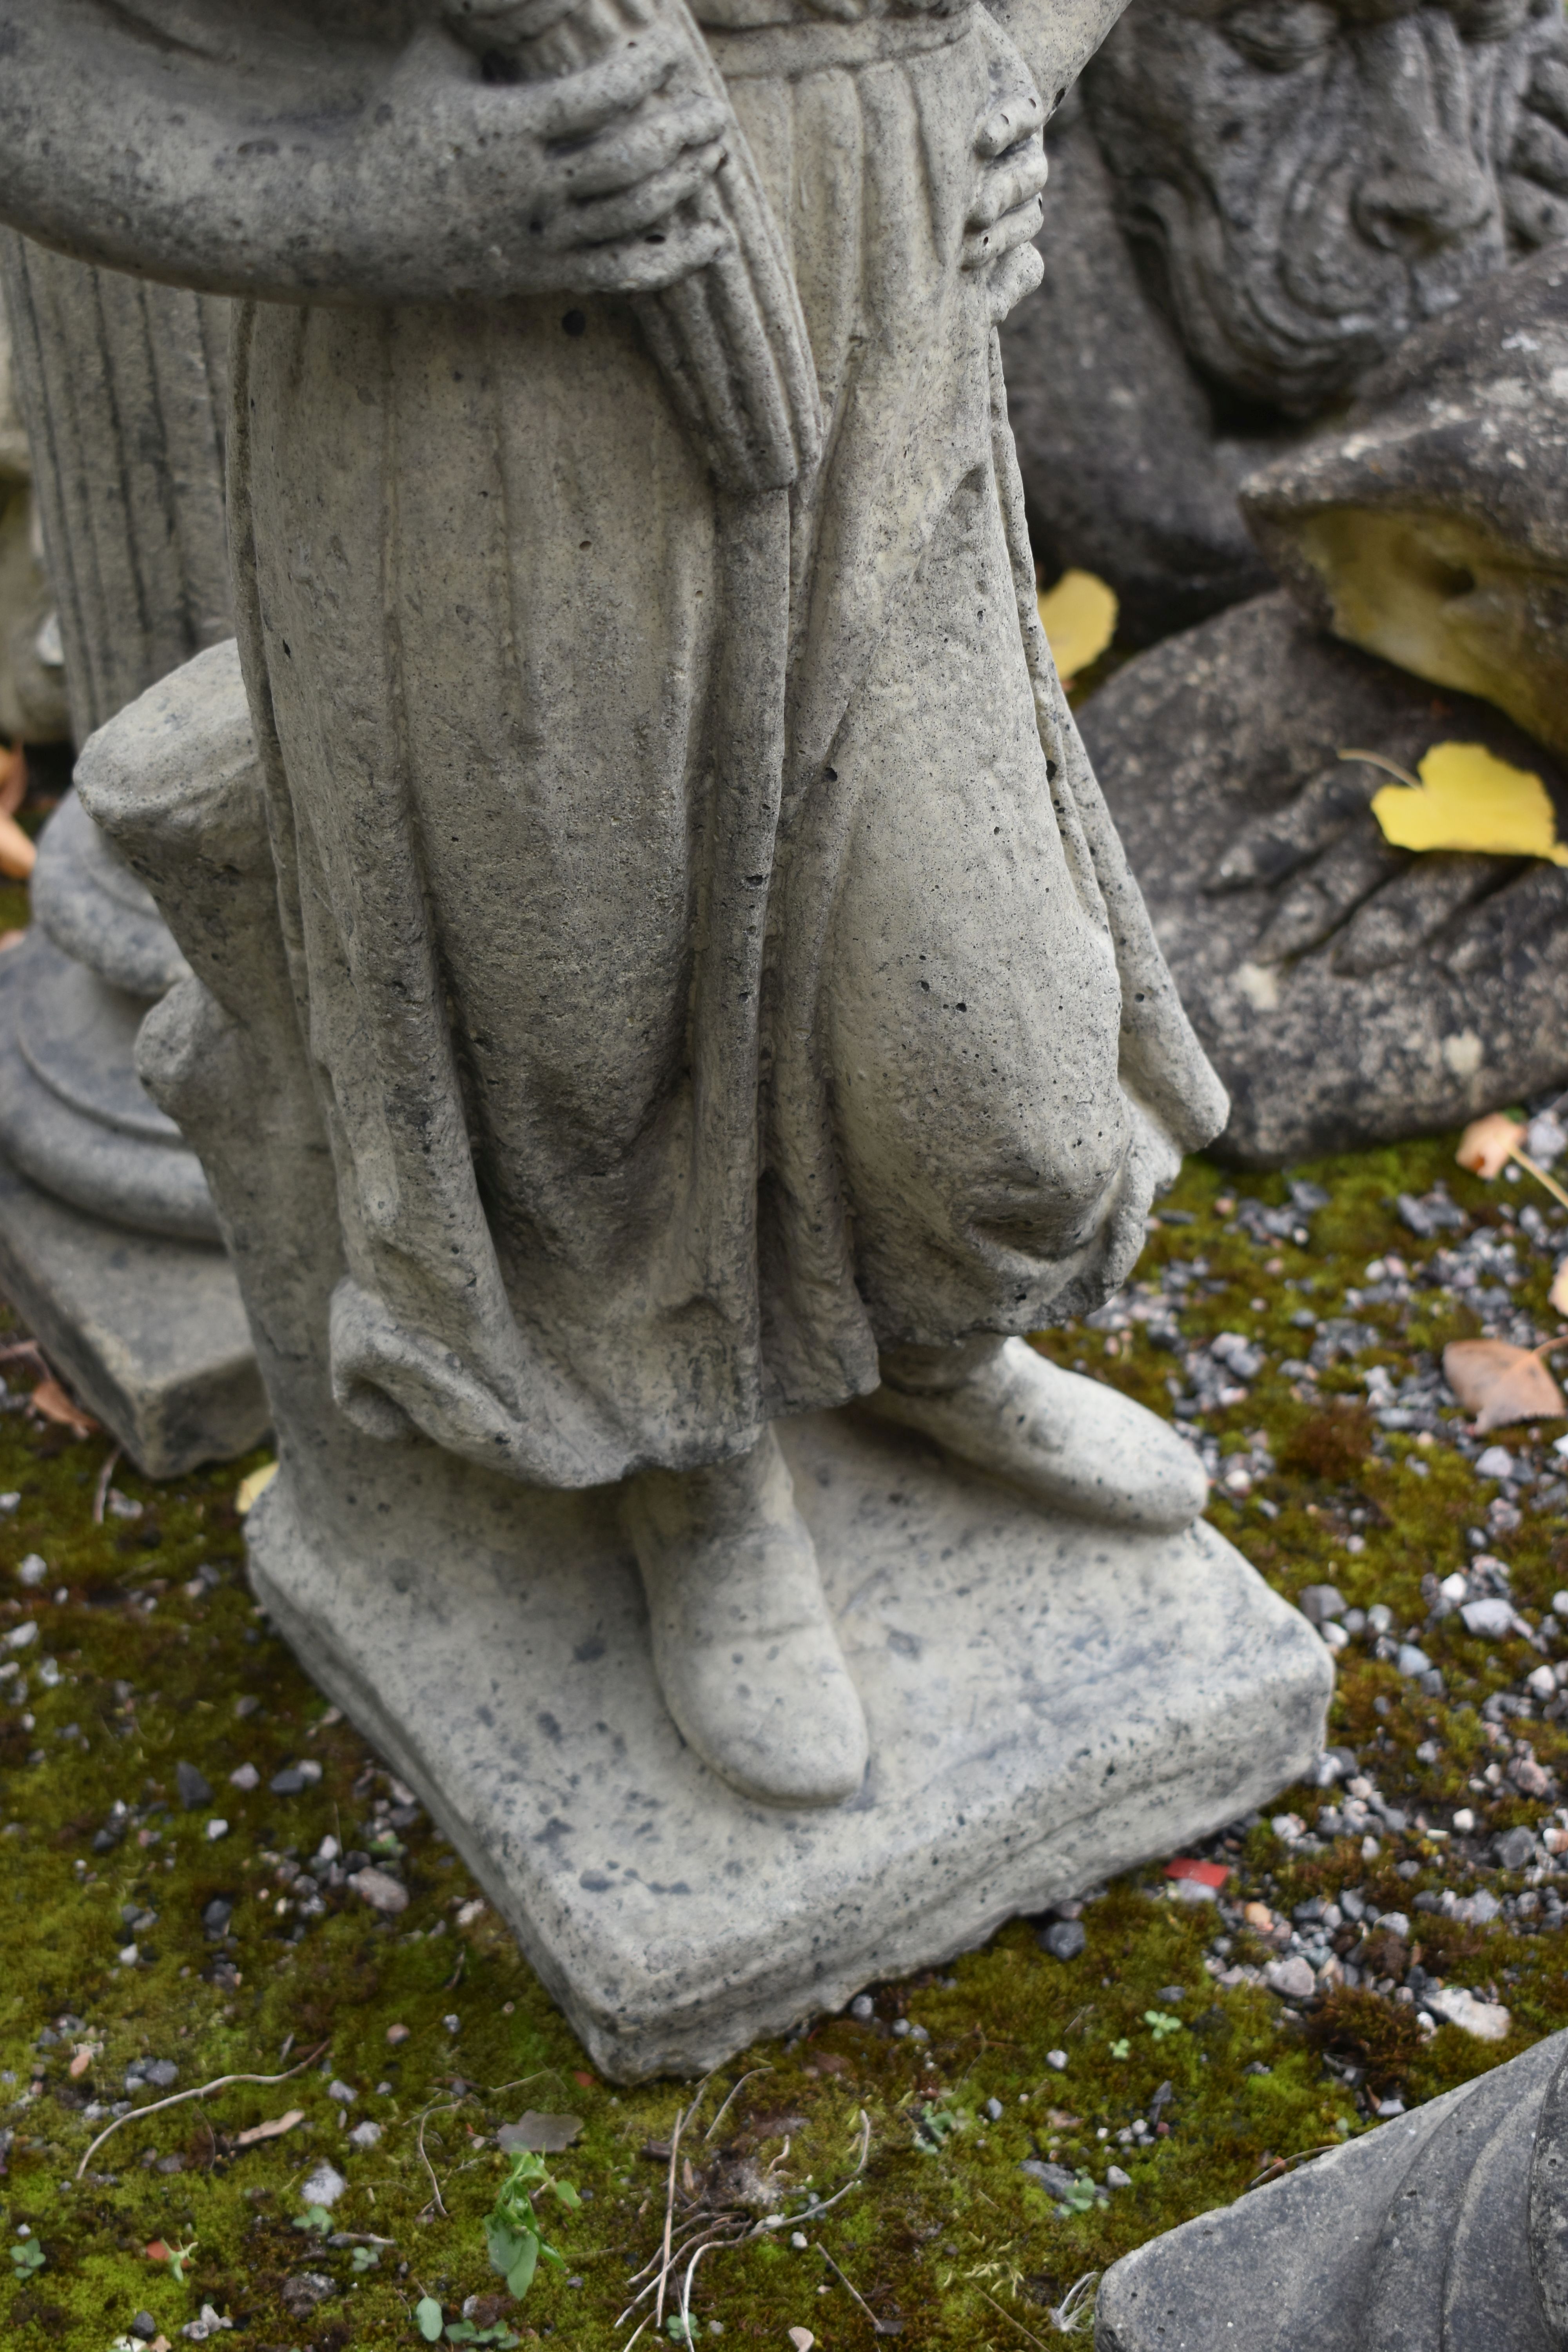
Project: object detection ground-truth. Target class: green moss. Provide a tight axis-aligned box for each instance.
[1,1123,1566,2347]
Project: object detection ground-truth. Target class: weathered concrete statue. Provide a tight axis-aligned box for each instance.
[0,0,1330,2071]
[1083,245,1568,1163]
[1096,2022,1568,2352]
[1002,0,1568,641]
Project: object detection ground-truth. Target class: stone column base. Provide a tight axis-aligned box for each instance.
[0,1149,267,1475]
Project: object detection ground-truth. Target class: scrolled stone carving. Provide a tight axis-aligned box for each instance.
[1002,0,1568,639]
[1080,243,1568,1165]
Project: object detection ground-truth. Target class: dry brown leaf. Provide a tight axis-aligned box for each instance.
[1457,1112,1524,1180]
[1443,1338,1566,1433]
[69,2045,93,2080]
[234,2107,304,2147]
[0,806,35,881]
[1553,1261,1568,1318]
[496,2110,583,2155]
[28,1377,99,1437]
[0,742,25,818]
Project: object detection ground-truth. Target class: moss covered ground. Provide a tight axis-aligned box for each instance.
[2,757,1566,2347]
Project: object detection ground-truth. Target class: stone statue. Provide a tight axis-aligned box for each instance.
[1096,2023,1568,2351]
[1082,243,1568,1164]
[1001,0,1568,643]
[0,240,266,1472]
[0,0,1331,2073]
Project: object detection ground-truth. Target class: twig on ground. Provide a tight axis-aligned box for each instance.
[977,2287,1050,2349]
[416,2100,461,2220]
[75,2041,329,2178]
[1243,2143,1337,2192]
[92,1445,122,1527]
[820,2243,899,2334]
[702,2065,774,2142]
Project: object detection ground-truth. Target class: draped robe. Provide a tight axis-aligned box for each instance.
[229,0,1227,1488]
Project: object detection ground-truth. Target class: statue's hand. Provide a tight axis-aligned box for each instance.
[361,23,735,297]
[965,89,1048,322]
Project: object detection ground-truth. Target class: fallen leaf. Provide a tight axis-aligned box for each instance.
[0,742,24,818]
[235,2108,304,2147]
[68,2046,93,2080]
[0,806,34,880]
[1369,741,1568,863]
[1553,1260,1568,1318]
[572,2069,597,2089]
[1164,1857,1229,1887]
[235,1461,278,1516]
[1038,568,1118,684]
[496,2111,583,2155]
[1046,2108,1082,2130]
[28,1377,99,1437]
[1443,1338,1566,1432]
[1457,1111,1525,1180]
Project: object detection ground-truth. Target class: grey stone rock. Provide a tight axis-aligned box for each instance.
[175,1762,211,1811]
[1497,1826,1538,1873]
[1004,0,1566,644]
[0,1146,266,1477]
[1096,2028,1568,2351]
[1022,2159,1079,2197]
[1081,592,1568,1164]
[1039,1918,1088,1962]
[1296,1587,1347,1630]
[1246,247,1568,768]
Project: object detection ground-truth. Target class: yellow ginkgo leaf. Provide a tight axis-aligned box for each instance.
[1368,740,1568,864]
[1038,569,1118,684]
[236,1459,278,1516]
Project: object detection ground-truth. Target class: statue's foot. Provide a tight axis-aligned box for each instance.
[622,1429,869,1809]
[869,1337,1209,1532]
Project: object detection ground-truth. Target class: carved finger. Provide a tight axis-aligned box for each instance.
[961,193,1045,271]
[519,25,694,142]
[1248,825,1408,964]
[986,240,1044,323]
[1330,853,1506,978]
[562,215,733,293]
[1206,760,1381,893]
[965,149,1049,232]
[556,148,729,247]
[975,91,1045,161]
[550,95,730,200]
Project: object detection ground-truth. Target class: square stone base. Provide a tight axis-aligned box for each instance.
[249,1407,1331,2082]
[0,1150,269,1476]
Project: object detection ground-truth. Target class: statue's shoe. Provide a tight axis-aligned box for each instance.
[623,1429,869,1809]
[868,1338,1208,1533]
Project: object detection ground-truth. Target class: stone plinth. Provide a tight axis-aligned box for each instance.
[249,1403,1330,2082]
[0,1147,266,1476]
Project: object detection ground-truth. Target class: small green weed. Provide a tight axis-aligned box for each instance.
[9,2236,43,2280]
[483,2146,580,2302]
